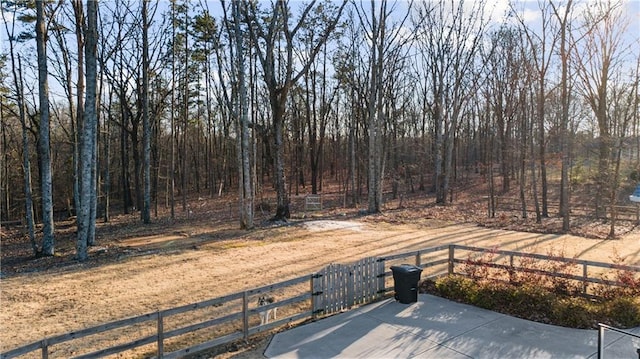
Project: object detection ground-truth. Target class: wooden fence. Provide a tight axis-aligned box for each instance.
[2,244,638,359]
[450,245,640,296]
[0,276,313,359]
[312,257,385,315]
[495,197,640,222]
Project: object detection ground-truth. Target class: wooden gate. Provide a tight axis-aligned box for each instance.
[312,257,385,316]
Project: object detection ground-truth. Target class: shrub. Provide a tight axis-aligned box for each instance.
[433,275,476,302]
[508,284,556,318]
[594,252,640,299]
[571,163,587,186]
[461,250,497,281]
[471,281,512,311]
[601,297,640,328]
[421,275,640,329]
[551,298,596,329]
[424,247,640,328]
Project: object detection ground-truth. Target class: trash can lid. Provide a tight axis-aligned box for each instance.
[390,264,422,273]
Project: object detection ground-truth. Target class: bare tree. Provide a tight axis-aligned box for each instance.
[2,5,37,254]
[550,0,573,232]
[361,0,386,213]
[36,0,55,256]
[170,0,177,219]
[354,0,413,213]
[244,0,346,220]
[572,0,630,219]
[180,1,188,212]
[71,0,85,217]
[141,0,151,223]
[220,0,255,228]
[46,2,81,218]
[607,68,638,237]
[486,27,524,195]
[295,8,341,196]
[414,0,489,204]
[234,0,254,229]
[17,58,37,251]
[76,0,98,260]
[333,8,368,207]
[99,0,169,220]
[512,0,562,220]
[486,26,533,218]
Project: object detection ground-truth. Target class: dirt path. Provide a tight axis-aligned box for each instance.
[2,219,639,356]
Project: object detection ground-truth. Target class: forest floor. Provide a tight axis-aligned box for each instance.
[1,186,640,358]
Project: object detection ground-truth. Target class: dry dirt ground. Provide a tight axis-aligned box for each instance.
[2,194,640,358]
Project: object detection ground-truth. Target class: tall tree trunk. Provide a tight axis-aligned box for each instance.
[88,86,98,246]
[609,144,624,238]
[1,101,8,222]
[16,55,38,254]
[271,94,290,219]
[434,87,444,203]
[170,1,176,219]
[141,0,151,223]
[181,5,189,212]
[77,0,98,261]
[2,5,38,252]
[232,0,254,229]
[443,108,459,203]
[558,0,572,232]
[103,89,113,222]
[366,0,386,214]
[595,113,611,219]
[538,83,549,218]
[529,99,541,223]
[117,45,132,214]
[518,95,527,219]
[348,124,357,207]
[120,108,132,213]
[131,128,141,211]
[484,95,496,218]
[36,0,55,256]
[72,0,85,219]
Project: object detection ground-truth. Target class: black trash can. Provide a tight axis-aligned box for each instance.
[390,264,423,304]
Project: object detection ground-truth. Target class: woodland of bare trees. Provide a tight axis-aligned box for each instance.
[1,0,639,259]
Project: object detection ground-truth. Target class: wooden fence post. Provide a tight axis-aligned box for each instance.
[448,245,455,275]
[415,251,421,267]
[157,311,164,358]
[41,339,48,359]
[376,258,385,299]
[242,291,249,342]
[311,275,317,319]
[583,264,588,295]
[509,255,514,282]
[347,265,354,308]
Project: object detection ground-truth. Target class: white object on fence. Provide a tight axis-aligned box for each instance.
[305,195,322,211]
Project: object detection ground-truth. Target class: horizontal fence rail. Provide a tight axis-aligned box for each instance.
[494,197,640,222]
[450,245,640,296]
[1,276,314,359]
[2,244,638,358]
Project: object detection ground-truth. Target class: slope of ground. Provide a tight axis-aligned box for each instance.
[1,191,639,357]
